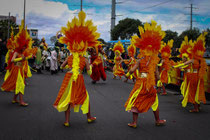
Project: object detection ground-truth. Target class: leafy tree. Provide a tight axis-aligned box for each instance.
[0,20,18,40]
[111,18,143,40]
[205,28,210,48]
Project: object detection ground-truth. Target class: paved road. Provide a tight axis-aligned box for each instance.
[0,70,210,140]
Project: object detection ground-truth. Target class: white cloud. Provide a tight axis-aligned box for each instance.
[1,0,209,44]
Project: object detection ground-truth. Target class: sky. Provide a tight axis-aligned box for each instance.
[1,0,210,45]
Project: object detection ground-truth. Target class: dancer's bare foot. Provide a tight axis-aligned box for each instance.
[189,109,199,113]
[63,122,70,127]
[12,100,19,104]
[161,92,167,96]
[128,122,137,128]
[155,119,166,126]
[87,117,96,123]
[19,102,28,107]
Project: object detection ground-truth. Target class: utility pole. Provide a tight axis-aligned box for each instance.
[23,0,26,29]
[80,0,83,11]
[111,0,116,40]
[185,3,198,30]
[7,12,10,40]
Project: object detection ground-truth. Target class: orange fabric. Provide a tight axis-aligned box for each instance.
[23,60,29,78]
[124,78,157,113]
[160,58,171,84]
[1,60,24,92]
[127,57,137,79]
[53,55,87,108]
[187,59,206,104]
[125,56,158,113]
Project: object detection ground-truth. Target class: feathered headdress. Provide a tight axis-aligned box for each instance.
[192,32,207,58]
[59,11,100,55]
[7,27,15,50]
[113,41,125,54]
[179,36,193,59]
[132,20,165,55]
[160,39,173,58]
[14,20,33,53]
[127,43,136,57]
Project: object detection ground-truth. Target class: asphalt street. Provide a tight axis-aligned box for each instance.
[0,70,210,140]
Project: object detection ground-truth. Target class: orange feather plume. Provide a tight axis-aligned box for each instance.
[127,43,136,56]
[131,20,165,54]
[192,32,207,58]
[14,20,33,53]
[160,39,173,58]
[113,41,125,54]
[179,36,193,59]
[59,11,100,54]
[6,27,15,50]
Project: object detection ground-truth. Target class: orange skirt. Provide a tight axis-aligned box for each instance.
[1,65,24,93]
[160,69,168,84]
[187,73,206,104]
[113,63,125,77]
[53,73,87,110]
[124,78,157,113]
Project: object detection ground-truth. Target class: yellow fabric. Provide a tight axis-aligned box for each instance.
[14,57,23,62]
[27,65,32,77]
[87,65,92,76]
[168,72,171,84]
[57,77,90,114]
[125,83,143,111]
[173,63,185,68]
[5,51,10,64]
[126,72,131,77]
[182,81,190,107]
[180,77,187,96]
[15,69,25,95]
[72,53,80,81]
[151,94,159,111]
[57,77,73,112]
[80,91,89,114]
[195,79,201,104]
[4,70,10,81]
[157,80,163,87]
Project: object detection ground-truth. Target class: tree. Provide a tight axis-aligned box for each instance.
[163,30,178,44]
[111,18,143,40]
[0,20,18,40]
[205,28,210,48]
[98,38,106,44]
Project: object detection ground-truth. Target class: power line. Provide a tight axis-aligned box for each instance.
[124,0,174,15]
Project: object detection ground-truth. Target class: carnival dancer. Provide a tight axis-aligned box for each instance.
[176,36,193,98]
[157,40,174,95]
[53,11,99,127]
[4,27,15,81]
[89,42,106,84]
[112,41,125,79]
[124,20,166,128]
[1,20,33,106]
[124,43,137,83]
[173,32,207,112]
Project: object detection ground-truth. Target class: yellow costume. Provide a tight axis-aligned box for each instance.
[53,11,100,114]
[112,41,125,78]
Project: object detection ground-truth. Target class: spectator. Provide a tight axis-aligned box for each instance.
[0,39,8,73]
